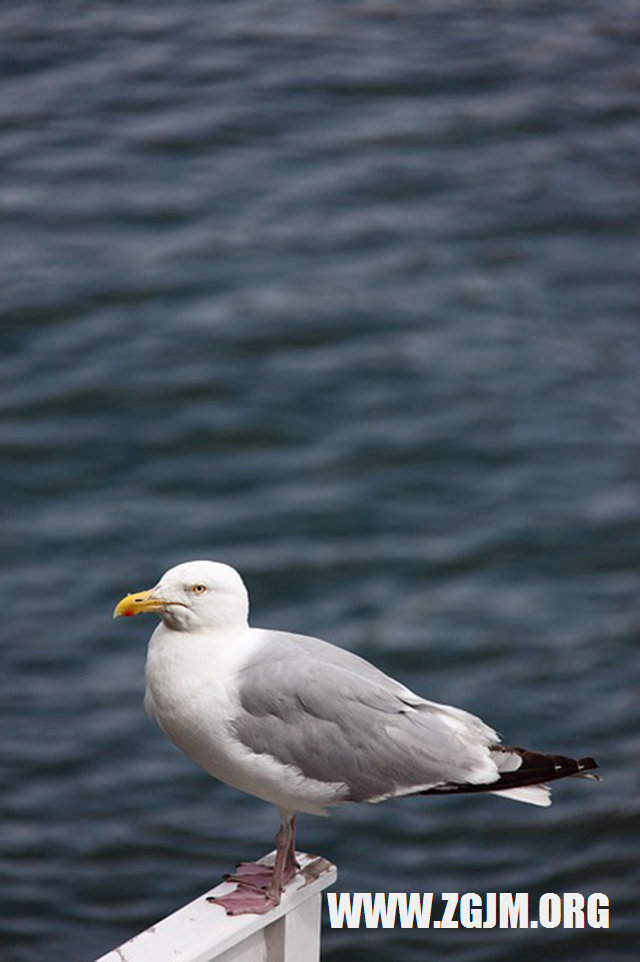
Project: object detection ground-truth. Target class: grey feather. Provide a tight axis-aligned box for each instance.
[232,631,499,802]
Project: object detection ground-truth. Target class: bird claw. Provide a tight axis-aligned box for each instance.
[208,863,282,915]
[222,861,274,891]
[208,856,301,915]
[208,888,280,915]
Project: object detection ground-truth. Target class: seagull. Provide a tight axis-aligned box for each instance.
[114,560,598,915]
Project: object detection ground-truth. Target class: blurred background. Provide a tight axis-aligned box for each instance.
[1,2,639,960]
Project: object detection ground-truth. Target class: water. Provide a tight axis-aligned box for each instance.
[1,2,639,960]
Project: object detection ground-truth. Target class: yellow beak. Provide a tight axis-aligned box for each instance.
[113,587,166,618]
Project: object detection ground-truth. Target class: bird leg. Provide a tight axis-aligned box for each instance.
[208,812,298,916]
[266,812,298,900]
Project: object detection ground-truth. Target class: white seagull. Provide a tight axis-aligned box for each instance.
[114,560,598,915]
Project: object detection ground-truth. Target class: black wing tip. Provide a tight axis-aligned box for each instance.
[576,756,600,780]
[577,756,598,771]
[418,748,600,799]
[513,747,600,781]
[500,746,599,778]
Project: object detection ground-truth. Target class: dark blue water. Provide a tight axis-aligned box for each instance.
[1,3,639,960]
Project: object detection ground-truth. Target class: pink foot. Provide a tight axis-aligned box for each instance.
[207,857,300,916]
[223,861,274,890]
[209,886,279,916]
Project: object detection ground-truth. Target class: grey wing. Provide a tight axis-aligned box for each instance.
[232,631,501,803]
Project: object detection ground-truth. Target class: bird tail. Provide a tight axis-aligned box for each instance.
[420,747,599,808]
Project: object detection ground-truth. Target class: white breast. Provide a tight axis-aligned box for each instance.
[144,624,345,815]
[144,622,258,767]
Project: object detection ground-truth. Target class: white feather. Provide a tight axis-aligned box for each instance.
[490,784,552,807]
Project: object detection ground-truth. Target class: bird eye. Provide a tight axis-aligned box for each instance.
[191,584,207,595]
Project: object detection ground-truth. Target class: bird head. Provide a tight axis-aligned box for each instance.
[113,560,250,632]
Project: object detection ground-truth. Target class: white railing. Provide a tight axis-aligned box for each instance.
[94,851,337,962]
